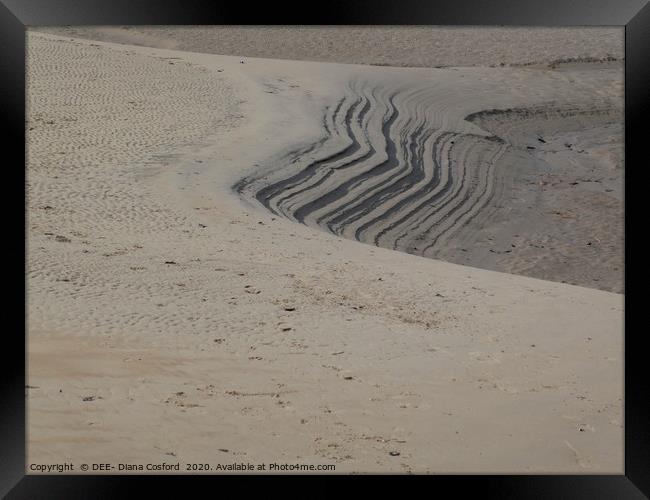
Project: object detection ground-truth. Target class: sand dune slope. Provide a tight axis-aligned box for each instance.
[26,32,622,473]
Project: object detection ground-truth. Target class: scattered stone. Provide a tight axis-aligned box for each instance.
[389,451,401,457]
[55,235,71,243]
[164,261,177,265]
[82,396,96,402]
[283,306,296,312]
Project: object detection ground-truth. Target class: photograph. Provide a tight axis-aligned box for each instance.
[22,25,626,476]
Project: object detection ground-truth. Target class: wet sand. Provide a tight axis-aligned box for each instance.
[26,30,623,473]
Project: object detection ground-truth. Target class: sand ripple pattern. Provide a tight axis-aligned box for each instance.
[27,33,243,339]
[236,82,511,258]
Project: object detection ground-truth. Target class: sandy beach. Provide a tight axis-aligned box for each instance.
[27,28,623,473]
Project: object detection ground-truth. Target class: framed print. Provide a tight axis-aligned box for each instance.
[1,0,648,496]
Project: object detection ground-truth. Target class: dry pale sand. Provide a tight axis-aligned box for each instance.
[27,30,623,474]
[39,26,625,292]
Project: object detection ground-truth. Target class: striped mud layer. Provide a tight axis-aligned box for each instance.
[235,77,623,291]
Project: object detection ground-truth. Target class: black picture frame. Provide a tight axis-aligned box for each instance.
[1,0,647,496]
